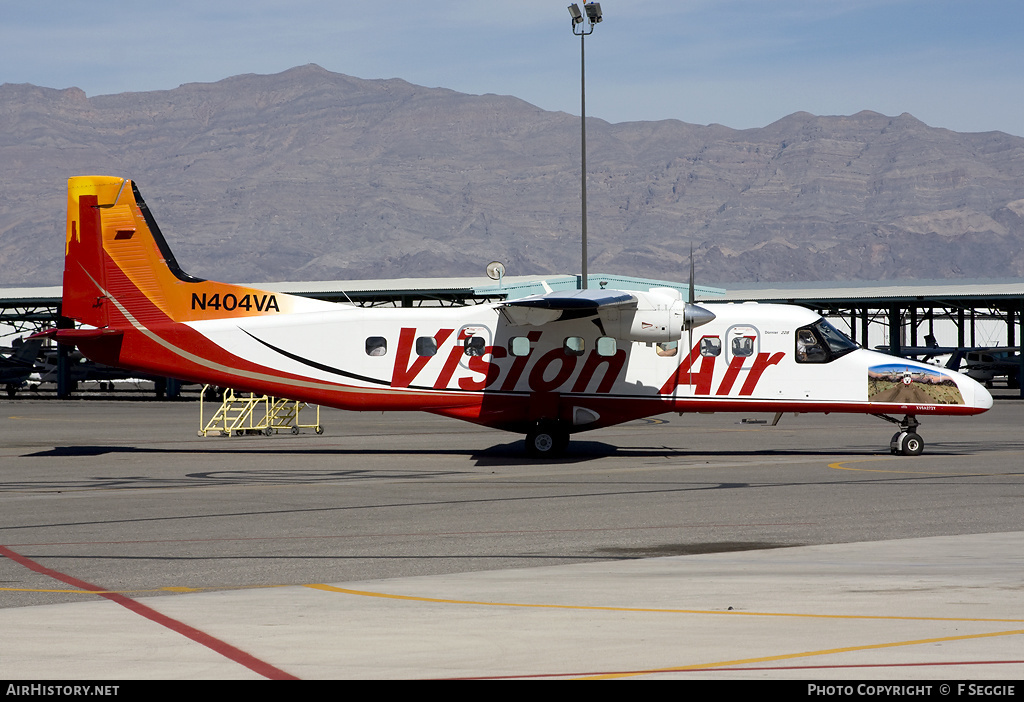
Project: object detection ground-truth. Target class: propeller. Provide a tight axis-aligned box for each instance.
[681,244,716,387]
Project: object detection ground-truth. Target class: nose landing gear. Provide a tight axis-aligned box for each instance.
[874,414,924,456]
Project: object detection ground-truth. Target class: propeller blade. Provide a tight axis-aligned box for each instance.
[688,243,695,305]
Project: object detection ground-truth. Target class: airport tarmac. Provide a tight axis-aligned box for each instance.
[1,397,1022,680]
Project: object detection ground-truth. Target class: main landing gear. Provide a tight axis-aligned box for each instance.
[873,414,924,456]
[524,420,570,458]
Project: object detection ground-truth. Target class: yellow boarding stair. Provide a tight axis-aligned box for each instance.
[199,386,323,437]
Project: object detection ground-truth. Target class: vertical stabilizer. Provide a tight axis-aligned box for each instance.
[61,176,332,330]
[63,176,128,327]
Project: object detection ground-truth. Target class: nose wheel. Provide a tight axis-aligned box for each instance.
[875,414,924,456]
[890,430,924,456]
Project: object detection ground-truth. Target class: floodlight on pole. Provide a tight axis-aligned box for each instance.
[567,3,602,290]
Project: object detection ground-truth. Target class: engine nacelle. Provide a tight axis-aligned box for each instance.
[598,289,715,343]
[599,305,683,343]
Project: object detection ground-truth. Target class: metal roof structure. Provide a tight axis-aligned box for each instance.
[707,279,1024,306]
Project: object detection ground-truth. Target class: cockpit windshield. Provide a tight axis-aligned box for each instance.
[795,318,859,364]
[814,318,859,356]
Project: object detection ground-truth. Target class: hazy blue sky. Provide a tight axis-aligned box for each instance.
[3,1,1022,136]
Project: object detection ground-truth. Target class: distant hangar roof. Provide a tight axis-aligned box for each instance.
[709,279,1024,308]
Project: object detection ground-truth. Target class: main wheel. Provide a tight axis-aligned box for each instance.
[525,422,568,458]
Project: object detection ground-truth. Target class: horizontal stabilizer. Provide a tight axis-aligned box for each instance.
[32,328,124,345]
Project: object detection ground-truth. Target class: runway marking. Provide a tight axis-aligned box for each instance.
[580,628,1024,679]
[830,459,1023,476]
[306,584,1024,680]
[0,544,298,680]
[303,584,1024,624]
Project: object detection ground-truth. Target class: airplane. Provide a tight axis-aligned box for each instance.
[39,176,993,457]
[875,335,954,366]
[959,348,1021,388]
[1,337,43,397]
[35,347,154,388]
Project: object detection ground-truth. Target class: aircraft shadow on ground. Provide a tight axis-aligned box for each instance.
[20,439,997,467]
[7,443,1019,498]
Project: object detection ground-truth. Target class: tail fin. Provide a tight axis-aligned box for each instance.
[11,338,44,365]
[63,176,330,329]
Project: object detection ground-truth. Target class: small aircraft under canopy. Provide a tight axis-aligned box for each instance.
[40,177,993,456]
[878,335,1021,389]
[1,337,43,397]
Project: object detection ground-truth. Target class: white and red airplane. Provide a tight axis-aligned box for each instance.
[44,176,992,456]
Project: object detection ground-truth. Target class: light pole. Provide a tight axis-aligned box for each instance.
[568,3,602,290]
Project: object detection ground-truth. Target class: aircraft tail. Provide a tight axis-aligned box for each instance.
[62,176,329,330]
[10,338,44,365]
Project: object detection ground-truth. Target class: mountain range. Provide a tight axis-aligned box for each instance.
[2,63,1023,288]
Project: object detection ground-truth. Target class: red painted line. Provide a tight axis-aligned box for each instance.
[0,544,298,680]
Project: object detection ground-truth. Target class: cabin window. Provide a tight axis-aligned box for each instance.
[464,336,486,356]
[700,337,722,357]
[563,336,585,356]
[415,336,438,357]
[509,336,531,357]
[731,336,755,358]
[365,337,387,357]
[596,337,617,357]
[656,341,678,357]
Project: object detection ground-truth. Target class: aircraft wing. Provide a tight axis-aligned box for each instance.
[875,345,961,358]
[500,289,636,326]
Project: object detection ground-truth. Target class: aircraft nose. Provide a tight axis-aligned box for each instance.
[962,374,994,411]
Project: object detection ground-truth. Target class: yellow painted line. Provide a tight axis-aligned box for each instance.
[303,584,1024,624]
[306,585,1024,679]
[582,628,1024,679]
[829,459,1021,476]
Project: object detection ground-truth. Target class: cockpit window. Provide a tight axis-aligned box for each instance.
[796,318,859,364]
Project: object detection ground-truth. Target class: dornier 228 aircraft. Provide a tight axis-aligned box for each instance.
[44,176,993,457]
